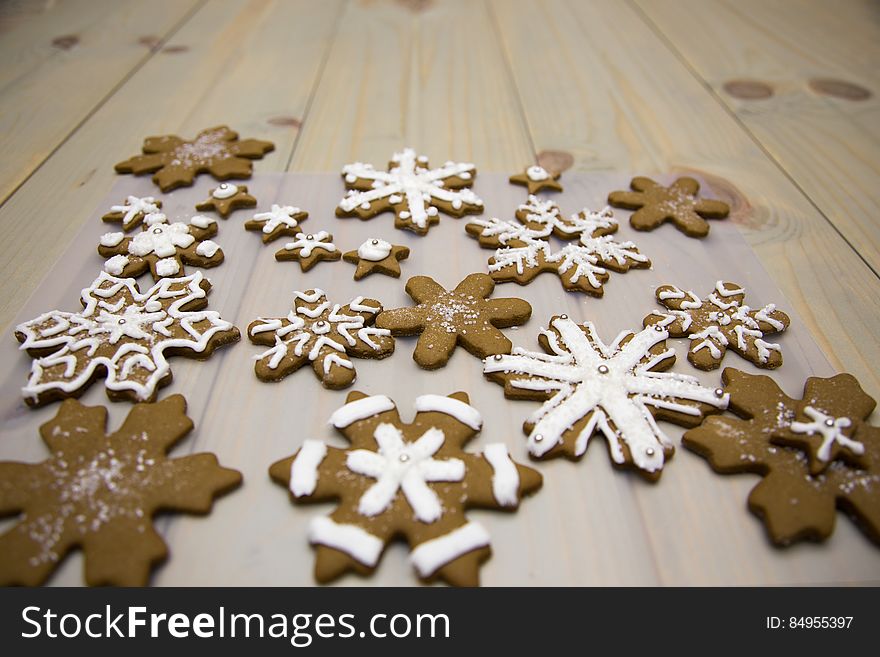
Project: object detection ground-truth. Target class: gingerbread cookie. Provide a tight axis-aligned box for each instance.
[336,147,483,235]
[683,368,880,545]
[343,239,410,280]
[274,231,340,272]
[608,176,729,237]
[484,317,728,479]
[509,165,562,194]
[15,272,240,406]
[466,196,649,297]
[248,289,394,389]
[195,183,257,218]
[102,195,163,232]
[114,125,274,192]
[269,391,541,586]
[375,274,532,370]
[98,215,223,281]
[643,281,790,370]
[0,395,241,585]
[244,204,308,243]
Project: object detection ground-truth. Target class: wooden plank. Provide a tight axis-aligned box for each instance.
[288,0,534,171]
[0,0,202,204]
[0,0,344,334]
[633,0,880,275]
[488,0,880,585]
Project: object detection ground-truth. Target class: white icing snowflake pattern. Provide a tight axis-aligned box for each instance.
[790,406,864,463]
[337,147,484,235]
[483,316,728,476]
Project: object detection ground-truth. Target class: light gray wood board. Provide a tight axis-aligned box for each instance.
[2,172,876,586]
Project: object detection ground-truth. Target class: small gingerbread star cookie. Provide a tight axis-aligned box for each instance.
[509,165,563,194]
[343,238,410,280]
[195,183,257,218]
[102,195,163,232]
[274,231,341,272]
[244,204,308,243]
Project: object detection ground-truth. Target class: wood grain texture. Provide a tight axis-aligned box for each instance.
[634,0,880,274]
[0,0,344,334]
[288,0,534,171]
[488,0,880,404]
[0,0,202,204]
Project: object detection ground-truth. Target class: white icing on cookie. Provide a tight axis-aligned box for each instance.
[526,165,550,181]
[308,516,383,567]
[154,257,180,277]
[290,439,328,496]
[104,255,129,275]
[129,223,195,258]
[482,443,520,506]
[283,231,336,257]
[212,183,239,199]
[791,406,863,462]
[329,395,396,428]
[356,238,392,261]
[100,232,125,248]
[252,204,303,234]
[413,394,483,430]
[195,240,220,258]
[409,521,490,577]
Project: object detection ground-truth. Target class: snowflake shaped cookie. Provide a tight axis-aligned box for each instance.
[336,147,484,235]
[102,195,163,232]
[114,125,274,192]
[248,289,394,389]
[98,215,223,281]
[195,183,257,218]
[0,395,241,585]
[608,176,729,238]
[375,273,532,370]
[509,165,562,194]
[269,391,542,586]
[643,281,790,370]
[466,195,650,297]
[274,231,341,271]
[15,272,240,406]
[244,204,308,243]
[683,368,880,545]
[484,317,729,479]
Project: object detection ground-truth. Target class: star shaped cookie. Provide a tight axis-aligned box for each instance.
[195,183,257,218]
[375,273,532,369]
[244,204,308,243]
[274,231,341,272]
[509,165,563,194]
[343,238,410,280]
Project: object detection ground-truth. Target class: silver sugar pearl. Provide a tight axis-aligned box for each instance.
[533,433,544,443]
[399,454,410,463]
[493,354,503,361]
[559,314,568,320]
[371,239,379,245]
[598,364,609,374]
[118,319,126,324]
[714,388,724,398]
[646,447,655,456]
[824,418,835,427]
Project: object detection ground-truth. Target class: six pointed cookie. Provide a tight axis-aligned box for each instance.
[196,183,258,218]
[114,125,274,192]
[643,281,790,370]
[375,273,532,370]
[248,289,394,389]
[98,215,223,281]
[102,195,163,232]
[608,176,729,237]
[509,165,563,194]
[0,395,241,585]
[274,231,341,271]
[343,238,410,280]
[683,368,880,546]
[269,391,542,586]
[244,204,308,243]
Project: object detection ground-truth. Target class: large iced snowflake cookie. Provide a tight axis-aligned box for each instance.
[466,195,650,296]
[608,176,729,238]
[0,395,241,585]
[247,289,394,389]
[336,147,484,235]
[683,369,880,546]
[15,272,240,407]
[375,273,532,370]
[483,316,729,479]
[115,126,273,192]
[269,391,542,586]
[98,215,223,281]
[643,281,790,370]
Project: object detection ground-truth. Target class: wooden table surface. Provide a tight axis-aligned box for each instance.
[1,0,878,585]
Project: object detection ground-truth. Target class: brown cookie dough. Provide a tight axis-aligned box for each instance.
[375,273,532,370]
[274,231,341,272]
[102,195,163,232]
[343,238,410,280]
[248,289,394,389]
[195,183,257,218]
[114,125,274,192]
[269,391,541,586]
[643,281,790,370]
[98,215,223,281]
[683,368,880,546]
[244,204,308,243]
[15,272,240,406]
[0,395,242,585]
[608,176,729,237]
[509,165,563,194]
